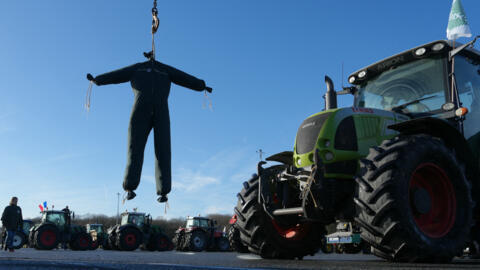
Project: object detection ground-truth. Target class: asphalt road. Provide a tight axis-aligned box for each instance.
[0,249,479,270]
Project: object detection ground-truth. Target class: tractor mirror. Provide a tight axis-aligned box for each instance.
[72,212,75,220]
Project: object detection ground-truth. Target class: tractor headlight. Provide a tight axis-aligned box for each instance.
[358,70,367,79]
[324,151,334,161]
[414,47,427,56]
[348,76,356,84]
[432,43,445,52]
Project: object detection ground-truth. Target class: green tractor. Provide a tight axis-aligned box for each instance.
[234,39,480,262]
[29,210,91,250]
[173,216,230,252]
[105,212,172,251]
[86,224,108,250]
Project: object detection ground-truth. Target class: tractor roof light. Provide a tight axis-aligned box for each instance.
[358,70,367,79]
[414,47,427,57]
[455,107,469,117]
[324,151,334,161]
[348,76,356,84]
[432,43,445,52]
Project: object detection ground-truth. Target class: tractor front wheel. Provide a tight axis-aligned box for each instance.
[227,225,248,253]
[234,173,324,259]
[172,231,185,251]
[355,135,473,262]
[70,232,92,251]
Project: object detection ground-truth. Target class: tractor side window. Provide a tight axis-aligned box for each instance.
[455,55,480,141]
[199,219,209,228]
[47,213,65,226]
[121,215,128,225]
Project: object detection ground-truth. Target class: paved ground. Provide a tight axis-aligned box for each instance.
[0,249,479,270]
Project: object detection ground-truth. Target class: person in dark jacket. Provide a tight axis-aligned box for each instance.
[87,56,212,203]
[1,197,23,252]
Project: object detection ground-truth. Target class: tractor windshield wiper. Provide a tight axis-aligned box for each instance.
[390,95,438,113]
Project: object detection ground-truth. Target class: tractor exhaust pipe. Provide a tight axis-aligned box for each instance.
[324,76,337,110]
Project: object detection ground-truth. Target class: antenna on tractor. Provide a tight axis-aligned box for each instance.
[341,62,344,88]
[256,149,265,161]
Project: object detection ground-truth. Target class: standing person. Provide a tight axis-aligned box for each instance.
[1,197,23,252]
[61,206,71,249]
[87,54,213,203]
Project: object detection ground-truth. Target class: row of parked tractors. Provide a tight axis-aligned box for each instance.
[1,209,234,253]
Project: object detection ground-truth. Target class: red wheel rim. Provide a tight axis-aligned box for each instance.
[124,233,136,246]
[271,220,309,240]
[409,163,456,238]
[159,237,167,248]
[78,236,89,248]
[40,230,56,246]
[91,240,98,249]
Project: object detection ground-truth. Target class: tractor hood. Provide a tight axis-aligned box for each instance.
[293,107,407,172]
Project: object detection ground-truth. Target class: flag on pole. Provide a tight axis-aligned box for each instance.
[39,204,44,212]
[447,0,472,40]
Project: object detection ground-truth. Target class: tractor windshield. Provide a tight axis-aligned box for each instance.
[186,218,209,228]
[89,225,103,233]
[354,56,448,115]
[122,214,145,227]
[44,212,66,227]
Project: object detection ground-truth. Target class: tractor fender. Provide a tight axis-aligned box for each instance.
[265,151,293,165]
[389,117,479,192]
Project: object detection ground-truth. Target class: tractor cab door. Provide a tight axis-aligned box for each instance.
[454,53,480,164]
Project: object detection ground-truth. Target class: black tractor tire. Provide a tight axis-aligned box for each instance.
[227,225,248,253]
[172,231,185,251]
[216,236,230,252]
[34,226,60,250]
[70,232,92,251]
[12,232,26,249]
[102,237,111,250]
[154,233,170,251]
[320,238,333,254]
[117,227,141,251]
[355,135,473,262]
[234,173,324,259]
[186,230,207,252]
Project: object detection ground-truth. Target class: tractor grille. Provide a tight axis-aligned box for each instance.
[334,116,358,151]
[295,113,331,155]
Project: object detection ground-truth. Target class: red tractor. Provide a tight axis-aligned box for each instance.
[173,216,229,252]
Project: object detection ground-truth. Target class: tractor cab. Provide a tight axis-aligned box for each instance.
[120,212,151,230]
[185,217,213,230]
[41,211,70,231]
[86,224,104,234]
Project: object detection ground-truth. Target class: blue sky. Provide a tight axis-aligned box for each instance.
[1,0,479,219]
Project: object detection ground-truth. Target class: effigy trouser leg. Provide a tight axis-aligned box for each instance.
[153,112,171,196]
[123,106,153,192]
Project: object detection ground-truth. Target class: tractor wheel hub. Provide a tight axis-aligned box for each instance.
[412,187,431,214]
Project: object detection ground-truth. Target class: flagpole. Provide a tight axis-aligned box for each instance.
[451,39,455,103]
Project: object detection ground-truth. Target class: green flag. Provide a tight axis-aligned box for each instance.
[447,0,472,40]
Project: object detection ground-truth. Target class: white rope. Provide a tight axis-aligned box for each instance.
[203,90,213,111]
[85,81,93,112]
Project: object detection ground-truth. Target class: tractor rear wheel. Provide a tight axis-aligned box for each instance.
[227,225,248,253]
[154,233,170,251]
[234,173,324,259]
[34,226,59,250]
[186,230,207,252]
[355,135,473,262]
[70,232,92,251]
[117,227,141,251]
[12,232,26,249]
